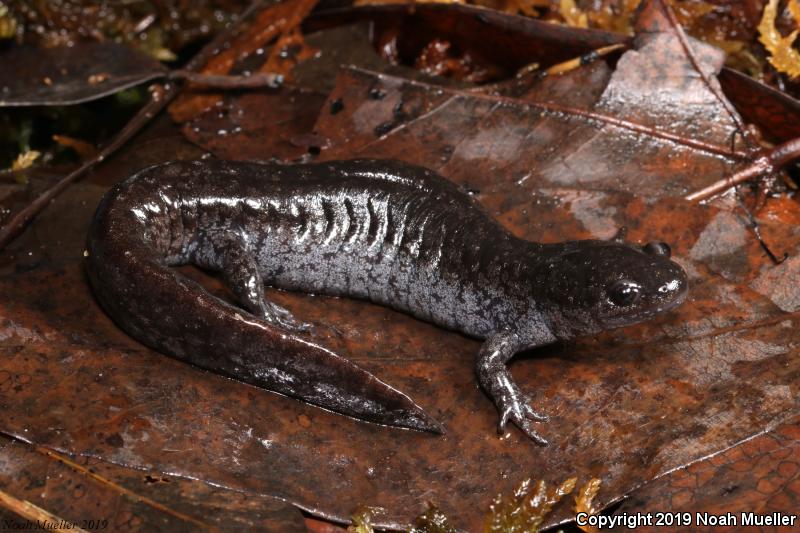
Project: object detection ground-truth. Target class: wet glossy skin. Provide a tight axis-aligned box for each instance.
[86,158,688,444]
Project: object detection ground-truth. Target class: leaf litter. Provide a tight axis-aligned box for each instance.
[1,0,800,531]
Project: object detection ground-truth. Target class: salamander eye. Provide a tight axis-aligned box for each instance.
[608,280,641,306]
[643,241,671,258]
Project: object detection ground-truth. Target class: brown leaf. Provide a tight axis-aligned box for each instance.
[2,127,799,530]
[719,67,800,141]
[610,415,800,532]
[0,43,166,107]
[0,436,307,532]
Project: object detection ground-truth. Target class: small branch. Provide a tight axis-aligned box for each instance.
[735,194,788,265]
[685,137,800,202]
[0,489,89,533]
[169,70,284,89]
[660,0,756,151]
[0,0,267,253]
[518,99,749,160]
[358,68,751,161]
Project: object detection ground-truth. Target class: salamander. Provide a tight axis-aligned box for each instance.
[86,158,688,445]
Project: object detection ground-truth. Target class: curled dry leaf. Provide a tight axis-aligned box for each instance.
[559,0,589,28]
[758,0,800,79]
[10,150,39,173]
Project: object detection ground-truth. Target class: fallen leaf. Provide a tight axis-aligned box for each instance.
[0,435,307,531]
[0,43,167,107]
[609,414,800,532]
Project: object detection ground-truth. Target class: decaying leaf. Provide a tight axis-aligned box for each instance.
[758,0,800,78]
[485,477,577,533]
[0,436,307,531]
[4,1,238,58]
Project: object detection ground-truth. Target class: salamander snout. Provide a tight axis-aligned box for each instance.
[642,241,671,258]
[597,244,688,328]
[542,241,689,336]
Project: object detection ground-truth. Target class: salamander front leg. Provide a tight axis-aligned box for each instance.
[476,331,549,446]
[190,230,311,332]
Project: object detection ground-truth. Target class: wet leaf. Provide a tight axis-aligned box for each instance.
[0,42,167,107]
[303,3,629,81]
[609,414,800,532]
[719,67,800,141]
[0,435,307,532]
[310,13,748,198]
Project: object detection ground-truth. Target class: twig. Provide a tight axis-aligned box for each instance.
[0,0,267,253]
[735,194,788,265]
[0,489,89,533]
[659,0,756,151]
[353,67,751,161]
[169,70,283,89]
[685,137,800,202]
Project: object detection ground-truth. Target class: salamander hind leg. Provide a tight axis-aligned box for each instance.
[189,230,311,332]
[476,331,549,446]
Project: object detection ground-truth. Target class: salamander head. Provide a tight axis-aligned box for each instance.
[539,240,688,338]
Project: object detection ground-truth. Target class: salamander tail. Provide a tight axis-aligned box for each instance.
[85,242,443,434]
[254,334,445,433]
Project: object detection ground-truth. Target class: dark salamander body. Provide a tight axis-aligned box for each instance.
[86,159,688,444]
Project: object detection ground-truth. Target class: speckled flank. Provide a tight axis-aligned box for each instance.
[86,158,688,444]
